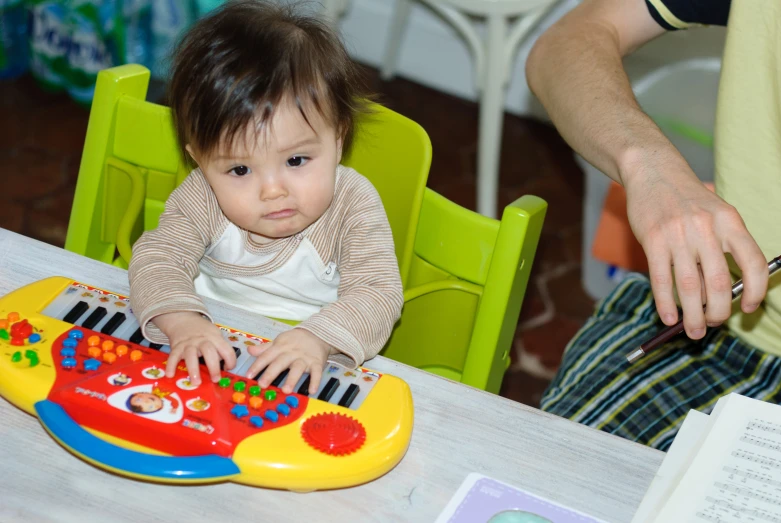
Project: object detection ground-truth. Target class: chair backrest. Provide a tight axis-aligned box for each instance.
[64,64,431,288]
[382,189,546,393]
[65,64,547,394]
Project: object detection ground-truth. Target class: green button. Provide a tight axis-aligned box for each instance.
[28,355,39,367]
[11,351,21,362]
[264,390,276,401]
[25,350,36,359]
[249,385,261,396]
[218,377,231,388]
[233,381,246,392]
[0,329,8,340]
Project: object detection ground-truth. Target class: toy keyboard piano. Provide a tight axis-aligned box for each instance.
[0,277,413,491]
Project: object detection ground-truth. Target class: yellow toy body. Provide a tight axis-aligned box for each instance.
[0,277,414,491]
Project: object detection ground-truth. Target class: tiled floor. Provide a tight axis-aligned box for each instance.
[0,65,596,407]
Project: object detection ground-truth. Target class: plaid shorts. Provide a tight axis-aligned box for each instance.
[540,273,781,451]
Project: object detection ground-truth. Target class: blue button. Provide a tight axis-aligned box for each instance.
[61,358,77,368]
[60,348,75,357]
[68,330,83,339]
[263,410,279,423]
[277,403,291,417]
[285,396,299,408]
[83,358,101,371]
[62,338,78,348]
[231,405,249,418]
[28,333,41,344]
[249,416,264,428]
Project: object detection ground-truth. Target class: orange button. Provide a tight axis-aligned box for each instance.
[232,392,246,404]
[0,319,7,329]
[101,340,114,352]
[88,346,102,359]
[7,312,20,323]
[87,335,101,347]
[130,350,143,361]
[116,345,128,357]
[249,396,263,410]
[103,352,117,364]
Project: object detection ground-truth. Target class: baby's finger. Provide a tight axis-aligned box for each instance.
[199,345,223,382]
[258,353,295,389]
[308,362,323,396]
[214,338,237,370]
[247,341,271,357]
[165,348,182,378]
[184,349,202,385]
[282,359,307,394]
[245,342,278,381]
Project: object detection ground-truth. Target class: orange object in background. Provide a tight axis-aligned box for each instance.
[592,181,715,272]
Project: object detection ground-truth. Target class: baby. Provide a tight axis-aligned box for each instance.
[128,0,403,395]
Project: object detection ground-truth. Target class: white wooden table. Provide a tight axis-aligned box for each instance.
[0,229,663,522]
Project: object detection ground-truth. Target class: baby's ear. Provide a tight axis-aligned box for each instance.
[184,144,199,166]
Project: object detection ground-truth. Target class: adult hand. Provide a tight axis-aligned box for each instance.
[624,154,768,338]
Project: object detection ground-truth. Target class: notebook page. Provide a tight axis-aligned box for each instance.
[652,393,781,522]
[631,409,711,523]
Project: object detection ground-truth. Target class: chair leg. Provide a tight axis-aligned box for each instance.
[476,13,508,218]
[380,0,414,81]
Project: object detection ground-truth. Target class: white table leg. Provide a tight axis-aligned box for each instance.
[476,12,507,218]
[380,0,414,80]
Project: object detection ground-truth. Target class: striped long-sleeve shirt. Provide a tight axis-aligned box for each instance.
[127,165,404,368]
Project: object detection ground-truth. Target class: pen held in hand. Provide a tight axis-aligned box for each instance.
[626,255,781,363]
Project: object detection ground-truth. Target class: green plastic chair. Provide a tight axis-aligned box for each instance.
[65,64,547,394]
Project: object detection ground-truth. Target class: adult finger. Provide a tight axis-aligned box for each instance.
[646,246,678,325]
[725,231,768,314]
[698,241,733,326]
[672,249,706,339]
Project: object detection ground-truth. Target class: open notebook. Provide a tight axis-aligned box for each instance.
[632,393,781,522]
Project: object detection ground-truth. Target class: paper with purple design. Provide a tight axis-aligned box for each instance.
[435,473,607,523]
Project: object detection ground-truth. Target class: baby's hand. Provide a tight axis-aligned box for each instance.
[246,329,332,395]
[152,311,236,385]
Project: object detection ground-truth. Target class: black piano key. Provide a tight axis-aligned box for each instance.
[317,377,340,402]
[337,384,360,408]
[100,312,126,335]
[149,343,163,350]
[129,328,145,345]
[271,369,289,388]
[80,306,107,329]
[232,346,242,358]
[297,375,311,396]
[252,366,267,381]
[62,301,89,324]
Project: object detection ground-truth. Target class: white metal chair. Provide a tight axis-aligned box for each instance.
[322,0,557,217]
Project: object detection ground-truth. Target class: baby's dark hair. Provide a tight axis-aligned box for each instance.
[168,0,372,165]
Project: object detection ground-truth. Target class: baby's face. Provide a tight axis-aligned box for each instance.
[193,98,341,242]
[130,392,163,413]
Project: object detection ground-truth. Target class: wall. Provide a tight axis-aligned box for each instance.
[335,0,727,120]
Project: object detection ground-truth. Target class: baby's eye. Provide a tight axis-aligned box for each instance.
[287,156,309,168]
[229,165,250,176]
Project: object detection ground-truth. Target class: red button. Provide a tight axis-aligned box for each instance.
[300,413,366,456]
[10,337,24,346]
